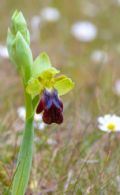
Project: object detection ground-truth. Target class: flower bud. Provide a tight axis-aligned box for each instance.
[15,32,33,83]
[7,11,33,84]
[11,10,30,44]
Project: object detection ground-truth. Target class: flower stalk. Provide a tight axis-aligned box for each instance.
[11,115,34,195]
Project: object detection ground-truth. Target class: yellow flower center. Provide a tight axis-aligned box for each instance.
[107,123,116,131]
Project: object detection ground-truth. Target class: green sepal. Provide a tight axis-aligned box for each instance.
[54,75,74,96]
[32,52,59,78]
[15,32,33,83]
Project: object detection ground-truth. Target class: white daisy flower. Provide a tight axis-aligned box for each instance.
[98,114,120,132]
[71,21,97,42]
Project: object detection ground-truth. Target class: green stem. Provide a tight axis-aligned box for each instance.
[11,94,34,195]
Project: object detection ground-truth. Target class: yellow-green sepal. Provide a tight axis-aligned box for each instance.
[54,75,74,96]
[32,52,59,78]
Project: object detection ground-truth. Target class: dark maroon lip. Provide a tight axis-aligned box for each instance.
[36,89,63,124]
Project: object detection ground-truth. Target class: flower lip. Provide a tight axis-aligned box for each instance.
[36,89,63,124]
[43,104,63,124]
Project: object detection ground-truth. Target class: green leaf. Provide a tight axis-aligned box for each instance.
[32,52,59,78]
[54,75,74,96]
[15,32,33,83]
[26,78,43,98]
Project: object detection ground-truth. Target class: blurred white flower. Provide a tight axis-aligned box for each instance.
[40,7,60,22]
[91,50,108,63]
[38,122,46,130]
[17,106,26,121]
[116,0,120,6]
[31,15,42,40]
[71,21,97,42]
[114,80,120,95]
[34,113,42,121]
[98,114,120,132]
[30,180,38,190]
[34,121,46,131]
[17,106,46,130]
[31,15,41,29]
[116,175,120,192]
[0,45,9,58]
[47,138,57,145]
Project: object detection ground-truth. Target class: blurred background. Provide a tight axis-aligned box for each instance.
[1,0,120,194]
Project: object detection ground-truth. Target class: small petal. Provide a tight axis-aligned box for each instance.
[97,116,105,124]
[26,78,43,98]
[98,125,109,132]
